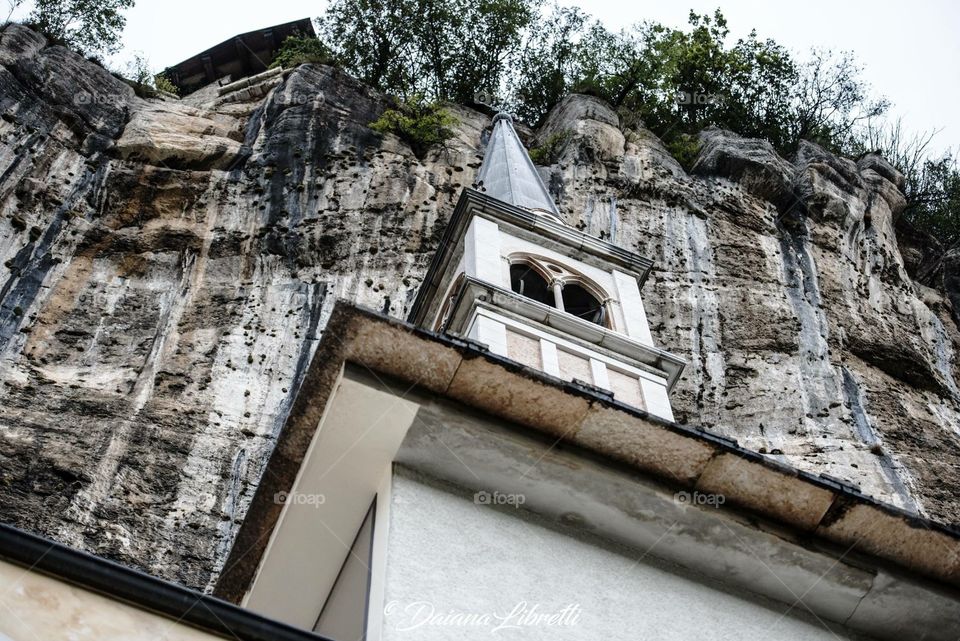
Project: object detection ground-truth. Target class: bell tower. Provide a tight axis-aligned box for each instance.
[409,112,684,421]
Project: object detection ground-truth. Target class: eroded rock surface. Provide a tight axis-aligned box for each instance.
[1,24,958,590]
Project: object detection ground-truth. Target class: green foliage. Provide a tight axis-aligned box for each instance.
[369,97,457,159]
[153,73,178,96]
[314,3,960,247]
[901,155,960,246]
[27,0,134,56]
[511,8,887,155]
[319,0,535,103]
[123,51,151,85]
[117,52,176,99]
[529,130,572,165]
[511,5,588,124]
[269,35,332,69]
[665,133,701,171]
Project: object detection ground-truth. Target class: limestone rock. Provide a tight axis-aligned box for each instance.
[0,23,47,67]
[116,102,244,170]
[691,127,797,211]
[0,25,959,595]
[858,152,906,190]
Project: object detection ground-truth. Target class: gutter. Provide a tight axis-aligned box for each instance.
[0,523,333,641]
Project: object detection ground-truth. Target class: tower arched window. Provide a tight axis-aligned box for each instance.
[562,283,606,325]
[510,263,555,307]
[508,256,609,328]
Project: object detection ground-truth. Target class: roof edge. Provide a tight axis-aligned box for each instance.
[0,523,334,641]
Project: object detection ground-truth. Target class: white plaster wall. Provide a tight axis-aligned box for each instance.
[380,469,861,641]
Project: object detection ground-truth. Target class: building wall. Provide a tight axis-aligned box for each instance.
[381,468,859,641]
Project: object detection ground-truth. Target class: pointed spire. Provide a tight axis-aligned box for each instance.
[475,112,560,216]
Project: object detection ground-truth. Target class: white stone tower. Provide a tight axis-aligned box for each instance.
[409,112,684,421]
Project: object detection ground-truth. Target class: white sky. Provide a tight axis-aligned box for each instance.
[11,0,960,155]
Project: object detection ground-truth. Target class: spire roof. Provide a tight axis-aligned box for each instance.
[474,112,560,216]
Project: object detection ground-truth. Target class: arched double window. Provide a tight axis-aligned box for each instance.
[508,256,609,328]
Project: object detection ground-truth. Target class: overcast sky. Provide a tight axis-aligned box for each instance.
[12,0,960,156]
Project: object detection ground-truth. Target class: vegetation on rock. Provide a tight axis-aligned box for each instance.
[318,0,534,104]
[369,97,457,159]
[529,130,572,165]
[269,34,332,69]
[117,52,177,98]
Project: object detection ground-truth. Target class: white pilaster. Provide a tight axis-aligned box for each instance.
[469,314,508,357]
[590,358,610,390]
[464,217,503,286]
[612,270,653,346]
[639,377,674,422]
[540,340,560,377]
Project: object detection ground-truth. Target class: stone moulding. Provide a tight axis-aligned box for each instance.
[444,275,686,389]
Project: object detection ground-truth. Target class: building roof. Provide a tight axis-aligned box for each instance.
[164,19,315,95]
[0,522,333,641]
[474,112,561,216]
[216,302,960,609]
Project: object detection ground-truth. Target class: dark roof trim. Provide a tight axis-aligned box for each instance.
[0,523,333,641]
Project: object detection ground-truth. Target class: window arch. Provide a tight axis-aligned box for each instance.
[507,254,611,328]
[562,283,606,325]
[509,263,555,307]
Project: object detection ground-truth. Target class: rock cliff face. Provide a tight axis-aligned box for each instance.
[1,24,958,590]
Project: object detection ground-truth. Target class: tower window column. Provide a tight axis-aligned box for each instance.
[550,279,565,312]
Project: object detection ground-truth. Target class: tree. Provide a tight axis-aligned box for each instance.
[507,9,889,164]
[788,49,889,153]
[27,0,134,56]
[319,0,536,103]
[509,4,588,123]
[319,0,421,97]
[444,0,536,104]
[269,34,332,69]
[117,51,178,97]
[4,0,25,26]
